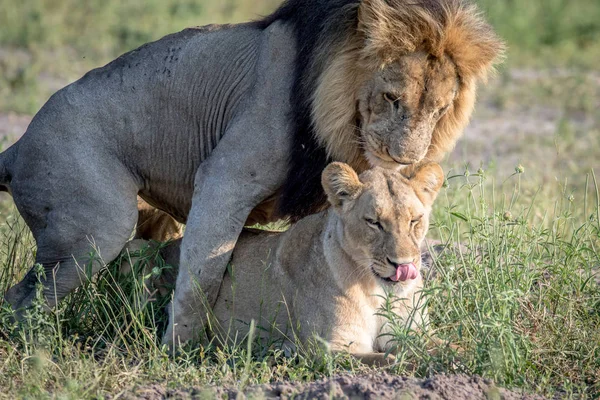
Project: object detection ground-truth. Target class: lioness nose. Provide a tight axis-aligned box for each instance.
[387,257,413,267]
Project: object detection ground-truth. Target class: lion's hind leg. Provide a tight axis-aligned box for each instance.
[4,176,139,314]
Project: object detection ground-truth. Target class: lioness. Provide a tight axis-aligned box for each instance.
[131,161,444,361]
[1,0,503,345]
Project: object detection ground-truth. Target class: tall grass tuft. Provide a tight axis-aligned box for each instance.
[385,167,600,396]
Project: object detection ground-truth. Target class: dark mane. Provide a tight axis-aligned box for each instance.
[260,0,362,222]
[259,0,503,222]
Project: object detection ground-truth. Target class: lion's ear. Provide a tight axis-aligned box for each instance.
[405,162,444,207]
[322,162,364,209]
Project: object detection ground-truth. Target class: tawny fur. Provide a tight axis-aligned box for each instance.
[312,0,505,165]
[136,198,183,242]
[124,161,445,365]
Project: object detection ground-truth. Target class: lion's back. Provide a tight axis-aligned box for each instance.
[13,22,266,222]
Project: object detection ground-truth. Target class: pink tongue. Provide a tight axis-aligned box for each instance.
[390,263,418,282]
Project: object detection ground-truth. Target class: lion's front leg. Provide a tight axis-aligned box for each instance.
[162,20,296,347]
[163,148,288,346]
[162,96,295,345]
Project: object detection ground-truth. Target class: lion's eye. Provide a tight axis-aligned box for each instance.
[383,93,400,112]
[366,218,383,230]
[438,104,450,116]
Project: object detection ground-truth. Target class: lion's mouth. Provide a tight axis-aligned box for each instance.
[364,150,406,170]
[362,140,418,169]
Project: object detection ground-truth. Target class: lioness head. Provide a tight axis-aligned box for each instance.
[322,161,444,283]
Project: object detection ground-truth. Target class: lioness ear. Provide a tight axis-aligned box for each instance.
[322,162,363,209]
[406,162,445,206]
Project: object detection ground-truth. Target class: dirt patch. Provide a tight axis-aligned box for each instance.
[118,373,544,399]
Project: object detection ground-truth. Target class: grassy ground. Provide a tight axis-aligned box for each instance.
[0,159,598,398]
[1,0,599,398]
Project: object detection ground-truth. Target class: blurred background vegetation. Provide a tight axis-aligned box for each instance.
[0,0,280,114]
[0,0,599,115]
[0,2,598,396]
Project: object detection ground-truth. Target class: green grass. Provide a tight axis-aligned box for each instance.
[0,0,599,397]
[0,167,598,398]
[0,0,280,114]
[477,0,600,68]
[427,168,600,394]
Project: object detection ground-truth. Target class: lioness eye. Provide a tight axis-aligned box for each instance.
[366,218,383,230]
[410,215,423,227]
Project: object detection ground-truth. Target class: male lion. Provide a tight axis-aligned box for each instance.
[128,161,444,365]
[0,0,503,345]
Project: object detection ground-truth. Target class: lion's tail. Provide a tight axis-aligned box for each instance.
[0,144,17,193]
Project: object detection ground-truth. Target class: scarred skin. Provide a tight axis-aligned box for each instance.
[1,22,296,327]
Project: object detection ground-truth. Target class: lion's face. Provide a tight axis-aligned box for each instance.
[358,52,459,169]
[322,161,444,284]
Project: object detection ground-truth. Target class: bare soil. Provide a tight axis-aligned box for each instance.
[117,373,544,399]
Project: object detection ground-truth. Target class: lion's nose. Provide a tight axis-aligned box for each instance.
[386,146,422,165]
[383,147,413,166]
